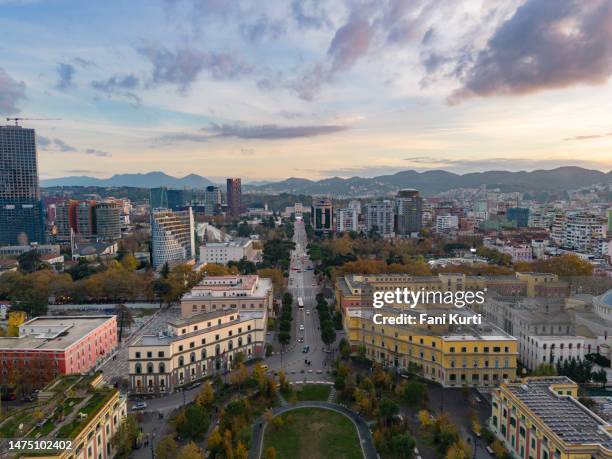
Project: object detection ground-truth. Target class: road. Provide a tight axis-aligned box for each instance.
[266,218,334,382]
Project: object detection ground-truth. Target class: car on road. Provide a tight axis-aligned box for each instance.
[189,382,202,390]
[297,337,304,343]
[302,345,310,353]
[132,402,147,411]
[306,310,310,315]
[299,324,304,331]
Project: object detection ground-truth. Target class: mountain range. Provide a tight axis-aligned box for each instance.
[41,171,213,188]
[41,167,612,196]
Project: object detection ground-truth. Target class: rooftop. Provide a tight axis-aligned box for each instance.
[504,378,612,450]
[0,316,115,351]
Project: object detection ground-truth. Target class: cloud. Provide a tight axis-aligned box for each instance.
[448,0,612,104]
[154,132,210,144]
[0,67,26,114]
[91,73,141,103]
[55,62,75,90]
[291,0,331,29]
[137,44,252,91]
[37,136,77,152]
[73,57,97,68]
[239,16,286,43]
[207,122,348,139]
[563,131,612,141]
[38,135,111,156]
[84,148,112,157]
[154,122,349,144]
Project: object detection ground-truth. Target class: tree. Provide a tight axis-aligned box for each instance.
[18,250,46,273]
[178,441,203,459]
[445,440,471,459]
[154,435,178,459]
[195,382,215,408]
[120,254,139,271]
[491,439,507,458]
[207,427,223,457]
[418,410,433,428]
[160,262,170,279]
[175,404,210,440]
[401,380,427,408]
[532,363,556,376]
[390,433,416,459]
[115,304,133,342]
[264,447,277,459]
[112,414,139,459]
[229,363,249,392]
[378,398,399,426]
[321,326,336,347]
[339,338,351,359]
[235,441,248,459]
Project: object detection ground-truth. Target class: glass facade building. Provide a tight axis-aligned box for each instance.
[0,125,45,245]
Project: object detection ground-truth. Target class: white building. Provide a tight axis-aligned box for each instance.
[151,208,195,269]
[365,200,394,237]
[199,238,258,264]
[335,207,358,233]
[521,335,585,371]
[434,215,458,234]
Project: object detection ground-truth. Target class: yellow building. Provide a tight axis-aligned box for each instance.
[491,377,612,459]
[346,308,518,387]
[14,374,128,459]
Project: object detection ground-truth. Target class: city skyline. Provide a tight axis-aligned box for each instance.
[2,0,612,181]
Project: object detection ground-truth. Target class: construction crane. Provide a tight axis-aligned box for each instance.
[5,117,61,126]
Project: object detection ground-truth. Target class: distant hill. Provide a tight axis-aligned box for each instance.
[42,167,612,196]
[244,166,612,196]
[41,171,214,188]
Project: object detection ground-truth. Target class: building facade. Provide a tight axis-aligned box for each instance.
[312,198,333,234]
[365,200,395,237]
[490,377,612,459]
[395,189,422,236]
[0,316,118,388]
[226,178,242,217]
[0,125,45,245]
[199,238,258,264]
[204,185,222,216]
[335,207,359,233]
[151,208,195,269]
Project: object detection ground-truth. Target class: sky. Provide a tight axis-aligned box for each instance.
[1,0,612,182]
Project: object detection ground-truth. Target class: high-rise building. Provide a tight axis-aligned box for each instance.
[95,201,122,241]
[312,198,333,234]
[204,185,222,216]
[506,207,530,228]
[226,178,242,216]
[395,189,422,236]
[335,207,358,233]
[150,187,185,211]
[55,199,121,241]
[365,200,395,237]
[0,125,45,245]
[151,208,195,269]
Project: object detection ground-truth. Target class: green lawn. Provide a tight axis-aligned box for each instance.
[263,408,362,459]
[294,384,331,401]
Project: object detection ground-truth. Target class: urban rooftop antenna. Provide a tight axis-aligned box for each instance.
[5,117,61,126]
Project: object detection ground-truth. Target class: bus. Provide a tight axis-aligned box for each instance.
[297,297,304,309]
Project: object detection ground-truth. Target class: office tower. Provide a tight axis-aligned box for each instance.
[226,178,242,216]
[150,187,185,211]
[75,201,96,238]
[312,198,333,234]
[151,208,195,269]
[394,189,422,236]
[204,185,222,216]
[506,207,530,228]
[335,207,358,233]
[94,201,122,241]
[365,200,394,237]
[0,125,45,245]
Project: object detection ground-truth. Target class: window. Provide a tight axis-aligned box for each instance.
[158,351,164,358]
[135,363,142,374]
[146,351,152,358]
[159,362,165,373]
[135,352,141,358]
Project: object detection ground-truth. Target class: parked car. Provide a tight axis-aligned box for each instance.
[299,324,305,331]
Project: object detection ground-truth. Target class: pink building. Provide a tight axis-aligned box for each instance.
[0,316,118,388]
